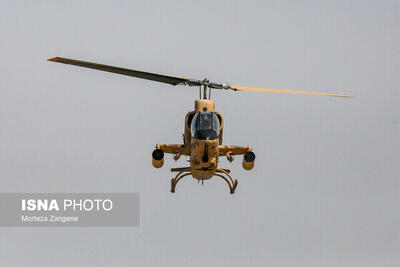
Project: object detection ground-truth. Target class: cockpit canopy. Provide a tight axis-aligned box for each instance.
[190,112,220,140]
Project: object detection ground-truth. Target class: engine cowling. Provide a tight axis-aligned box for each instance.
[242,151,255,170]
[152,149,164,168]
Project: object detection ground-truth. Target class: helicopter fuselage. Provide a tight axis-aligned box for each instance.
[185,100,222,180]
[154,99,254,193]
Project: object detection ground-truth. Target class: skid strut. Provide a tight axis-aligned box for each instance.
[216,168,238,194]
[170,167,238,194]
[170,171,192,193]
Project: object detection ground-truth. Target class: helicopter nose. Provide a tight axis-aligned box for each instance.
[202,143,209,163]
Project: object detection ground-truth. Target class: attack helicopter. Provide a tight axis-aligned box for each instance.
[48,57,352,194]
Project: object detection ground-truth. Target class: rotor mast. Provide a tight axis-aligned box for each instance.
[202,79,209,99]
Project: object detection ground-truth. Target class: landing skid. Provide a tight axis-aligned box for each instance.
[170,168,238,194]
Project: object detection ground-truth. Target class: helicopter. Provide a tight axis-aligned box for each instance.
[48,57,353,194]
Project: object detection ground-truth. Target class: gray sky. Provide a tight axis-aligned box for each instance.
[0,0,399,266]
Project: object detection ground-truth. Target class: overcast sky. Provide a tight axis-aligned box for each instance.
[0,1,399,266]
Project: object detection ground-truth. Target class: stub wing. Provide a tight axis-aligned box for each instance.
[218,145,252,156]
[156,144,190,156]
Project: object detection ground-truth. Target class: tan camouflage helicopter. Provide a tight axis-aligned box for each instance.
[48,57,352,194]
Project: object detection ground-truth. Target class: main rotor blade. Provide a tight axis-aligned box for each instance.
[229,85,353,98]
[48,57,200,86]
